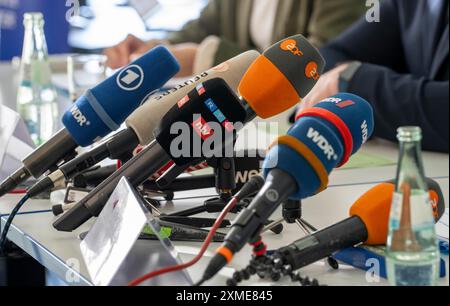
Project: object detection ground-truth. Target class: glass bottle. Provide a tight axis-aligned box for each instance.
[17,12,58,146]
[386,127,440,286]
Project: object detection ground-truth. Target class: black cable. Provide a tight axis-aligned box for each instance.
[194,278,206,287]
[0,194,30,254]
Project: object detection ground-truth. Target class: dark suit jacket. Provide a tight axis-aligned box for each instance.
[320,0,449,152]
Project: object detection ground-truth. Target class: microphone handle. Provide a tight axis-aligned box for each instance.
[143,175,216,192]
[73,165,118,188]
[53,141,171,232]
[61,128,139,180]
[225,169,297,253]
[0,129,78,197]
[27,129,140,198]
[277,216,368,270]
[23,128,78,178]
[202,170,297,281]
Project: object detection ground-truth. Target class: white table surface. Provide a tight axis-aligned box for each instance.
[1,142,448,286]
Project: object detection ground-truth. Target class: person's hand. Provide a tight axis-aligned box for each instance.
[168,43,199,77]
[104,35,197,77]
[104,35,162,69]
[296,64,349,116]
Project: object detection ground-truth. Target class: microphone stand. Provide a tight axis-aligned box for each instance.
[72,153,283,240]
[166,157,246,216]
[151,154,284,235]
[264,200,340,270]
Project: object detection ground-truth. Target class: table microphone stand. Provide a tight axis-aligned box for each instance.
[154,156,283,234]
[264,200,339,270]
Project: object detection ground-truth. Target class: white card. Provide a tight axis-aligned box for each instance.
[0,105,19,165]
[80,177,192,286]
[0,105,34,181]
[80,178,147,286]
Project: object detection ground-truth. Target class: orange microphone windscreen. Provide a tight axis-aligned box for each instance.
[350,182,444,246]
[239,35,325,119]
[238,56,301,119]
[350,183,395,245]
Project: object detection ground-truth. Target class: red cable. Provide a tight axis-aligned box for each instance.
[128,197,239,286]
[9,189,27,194]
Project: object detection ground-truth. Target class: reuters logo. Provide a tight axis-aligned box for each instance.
[280,39,303,57]
[305,61,320,80]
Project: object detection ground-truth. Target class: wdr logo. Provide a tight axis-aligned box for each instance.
[70,105,90,127]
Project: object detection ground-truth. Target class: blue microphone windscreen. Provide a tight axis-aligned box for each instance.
[62,46,180,146]
[264,93,374,200]
[314,93,375,154]
[264,117,345,200]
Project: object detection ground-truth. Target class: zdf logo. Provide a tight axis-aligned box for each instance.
[280,39,304,57]
[305,61,320,81]
[429,191,440,220]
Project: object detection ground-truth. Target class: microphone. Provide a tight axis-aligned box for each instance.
[140,149,265,194]
[126,50,260,146]
[239,37,323,119]
[100,146,263,196]
[201,93,375,282]
[53,34,325,232]
[0,46,179,197]
[72,165,118,189]
[54,78,249,231]
[26,51,260,198]
[275,178,445,271]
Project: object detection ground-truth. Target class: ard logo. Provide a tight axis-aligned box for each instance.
[117,64,144,91]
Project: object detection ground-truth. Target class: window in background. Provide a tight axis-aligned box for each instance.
[142,0,207,31]
[128,0,160,24]
[68,0,207,51]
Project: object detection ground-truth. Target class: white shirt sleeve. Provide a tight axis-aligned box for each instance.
[250,0,280,51]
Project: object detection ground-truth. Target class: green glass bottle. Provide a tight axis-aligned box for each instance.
[386,127,440,286]
[17,12,58,146]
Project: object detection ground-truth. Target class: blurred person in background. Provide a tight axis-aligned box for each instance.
[105,0,366,76]
[295,0,449,153]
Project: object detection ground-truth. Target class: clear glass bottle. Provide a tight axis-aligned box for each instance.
[17,12,58,146]
[386,127,440,286]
